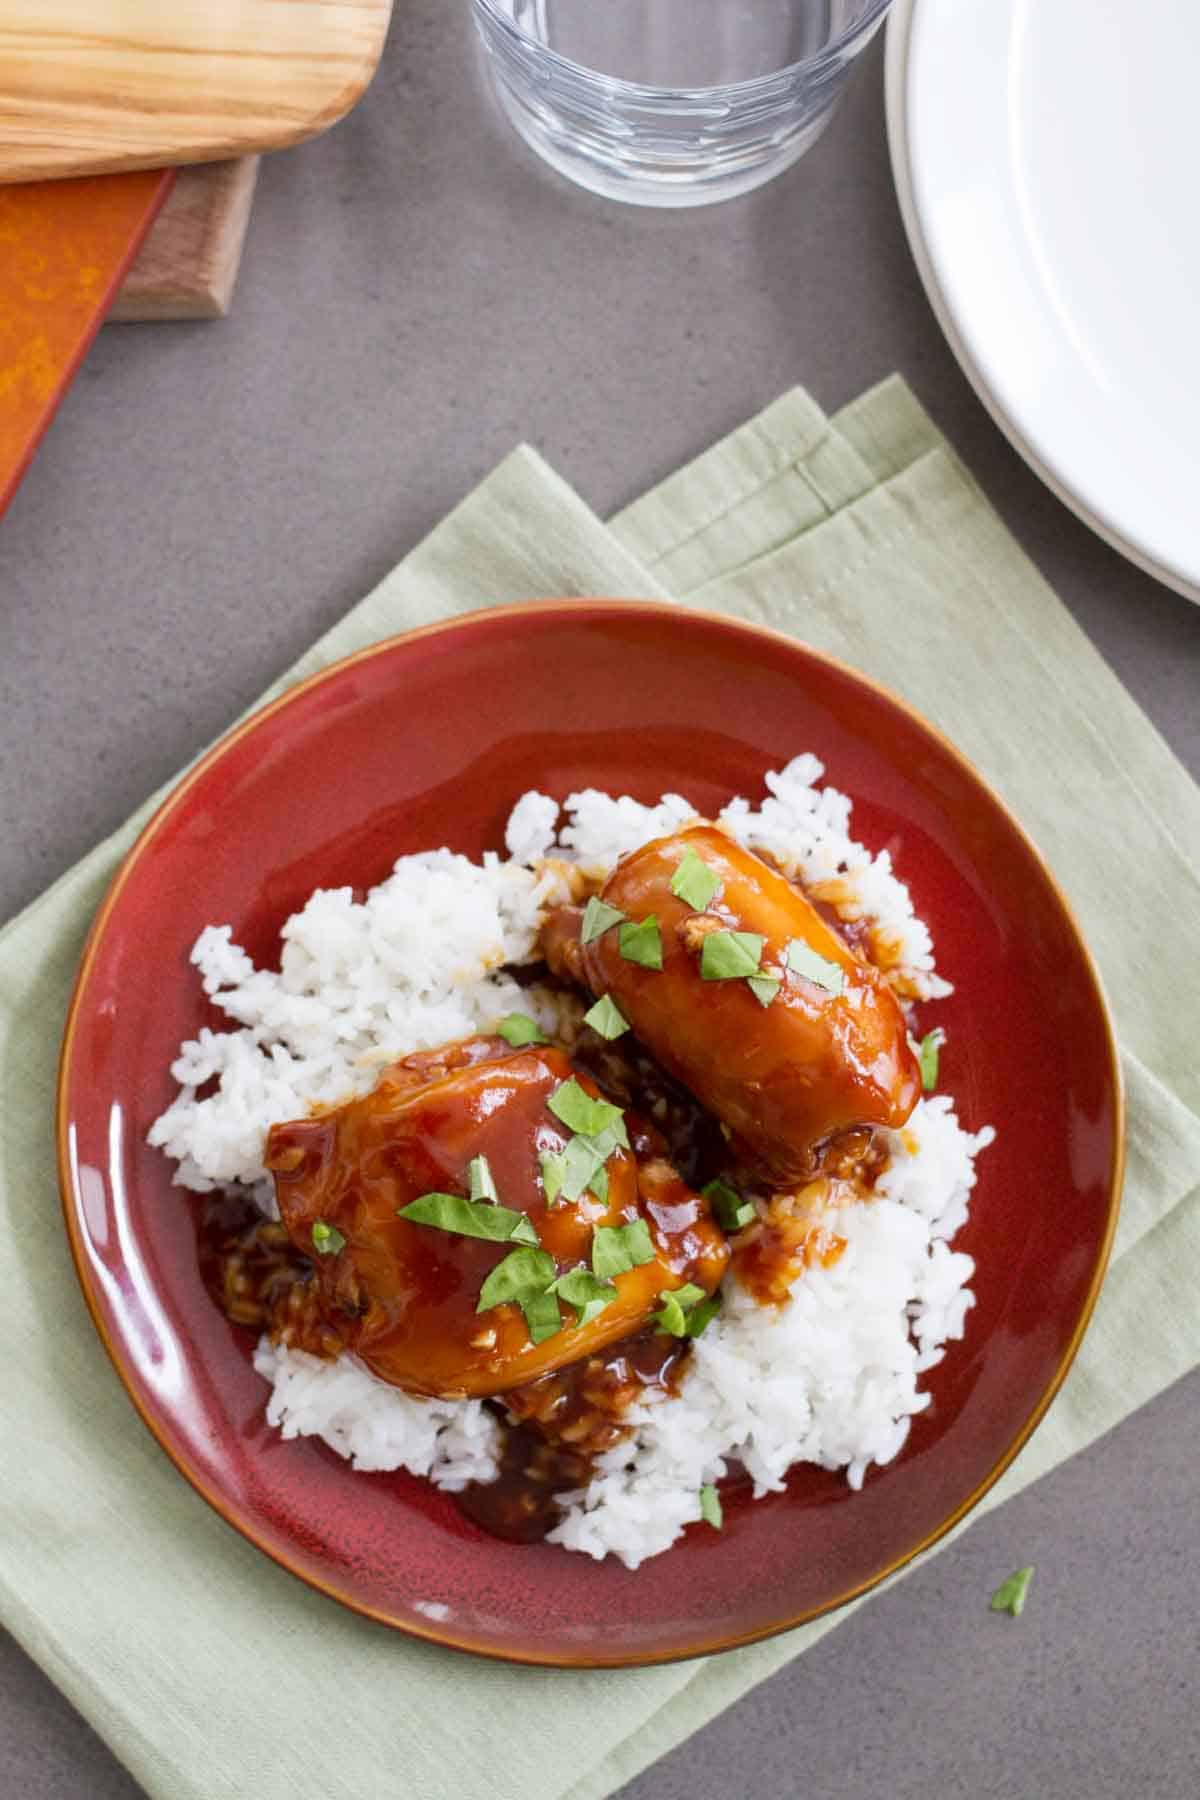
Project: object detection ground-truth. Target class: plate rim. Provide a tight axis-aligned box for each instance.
[885,0,1200,607]
[56,596,1126,1667]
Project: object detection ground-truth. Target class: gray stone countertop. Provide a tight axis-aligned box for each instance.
[1,6,1197,1798]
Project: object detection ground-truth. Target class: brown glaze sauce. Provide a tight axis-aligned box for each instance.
[198,1194,341,1357]
[197,1192,692,1546]
[570,1029,726,1193]
[555,823,921,1186]
[262,1037,726,1400]
[732,1128,891,1305]
[454,1425,588,1544]
[458,1329,685,1543]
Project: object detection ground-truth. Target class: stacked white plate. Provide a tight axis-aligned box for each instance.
[887,0,1200,603]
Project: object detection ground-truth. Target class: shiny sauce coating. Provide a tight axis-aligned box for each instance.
[264,1036,727,1398]
[198,1196,693,1545]
[202,827,908,1545]
[458,1329,685,1542]
[200,1035,889,1545]
[549,822,920,1184]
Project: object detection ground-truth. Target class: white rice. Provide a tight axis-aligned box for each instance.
[251,1340,501,1490]
[149,756,993,1562]
[147,851,572,1195]
[549,1097,991,1567]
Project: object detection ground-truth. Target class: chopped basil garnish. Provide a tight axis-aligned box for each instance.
[551,1266,618,1328]
[618,915,663,970]
[398,1192,539,1246]
[558,1134,606,1202]
[786,938,846,995]
[539,1150,565,1206]
[654,1292,687,1337]
[521,1286,563,1345]
[685,1293,721,1337]
[669,846,720,912]
[583,993,631,1041]
[495,1012,547,1048]
[548,1077,625,1139]
[919,1027,945,1091]
[700,929,765,981]
[589,1116,631,1156]
[592,1218,656,1280]
[476,1245,556,1313]
[543,1084,629,1205]
[556,1121,626,1203]
[699,1484,723,1530]
[468,1154,498,1203]
[702,1177,756,1232]
[990,1566,1034,1617]
[653,1282,707,1337]
[581,896,627,945]
[311,1219,345,1256]
[746,974,781,1008]
[476,1247,563,1345]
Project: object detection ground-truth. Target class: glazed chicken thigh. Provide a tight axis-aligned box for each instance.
[265,1036,727,1398]
[543,823,920,1183]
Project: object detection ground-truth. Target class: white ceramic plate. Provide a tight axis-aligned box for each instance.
[886,0,1200,604]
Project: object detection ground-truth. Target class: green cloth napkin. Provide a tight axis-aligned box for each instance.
[2,377,1198,1800]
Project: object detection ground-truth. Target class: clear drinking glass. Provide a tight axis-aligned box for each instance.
[471,0,894,207]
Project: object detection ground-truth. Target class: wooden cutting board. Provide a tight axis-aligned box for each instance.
[0,0,392,184]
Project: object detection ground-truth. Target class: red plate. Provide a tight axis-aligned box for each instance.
[58,600,1122,1665]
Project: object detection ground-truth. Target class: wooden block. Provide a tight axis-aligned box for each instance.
[109,158,260,323]
[0,0,392,184]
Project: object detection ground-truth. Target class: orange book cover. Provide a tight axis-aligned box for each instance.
[0,168,172,517]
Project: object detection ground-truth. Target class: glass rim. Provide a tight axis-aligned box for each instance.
[471,0,894,98]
